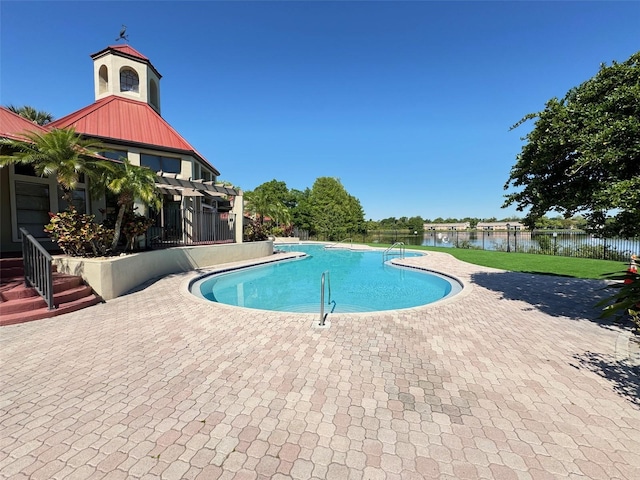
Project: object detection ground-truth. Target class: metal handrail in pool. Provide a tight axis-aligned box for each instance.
[320,270,331,326]
[383,242,405,262]
[324,238,353,249]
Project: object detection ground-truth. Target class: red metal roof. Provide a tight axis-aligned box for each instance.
[49,96,219,175]
[0,107,50,141]
[91,44,148,61]
[110,44,148,61]
[90,45,161,79]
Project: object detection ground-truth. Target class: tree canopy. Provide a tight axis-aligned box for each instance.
[244,177,365,240]
[504,51,640,236]
[244,179,292,230]
[6,104,54,125]
[309,177,365,241]
[0,127,107,202]
[105,157,161,251]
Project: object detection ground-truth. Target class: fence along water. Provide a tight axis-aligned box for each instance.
[362,229,639,261]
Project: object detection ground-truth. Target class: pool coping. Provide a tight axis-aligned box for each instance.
[180,242,472,323]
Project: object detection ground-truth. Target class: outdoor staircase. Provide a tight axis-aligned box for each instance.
[0,258,102,326]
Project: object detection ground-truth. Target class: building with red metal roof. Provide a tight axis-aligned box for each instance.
[0,107,50,140]
[49,95,219,176]
[1,44,241,254]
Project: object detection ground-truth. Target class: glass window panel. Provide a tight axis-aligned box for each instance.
[120,69,139,92]
[16,193,50,211]
[101,150,128,161]
[14,163,38,177]
[15,181,50,238]
[16,181,49,197]
[141,154,161,172]
[160,156,181,174]
[58,188,87,214]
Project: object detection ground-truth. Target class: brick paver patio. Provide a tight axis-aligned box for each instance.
[1,249,639,479]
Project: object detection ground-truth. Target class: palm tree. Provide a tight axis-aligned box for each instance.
[105,157,161,251]
[6,104,54,125]
[0,127,107,203]
[244,189,291,226]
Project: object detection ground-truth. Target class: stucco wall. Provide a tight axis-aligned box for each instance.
[53,241,273,300]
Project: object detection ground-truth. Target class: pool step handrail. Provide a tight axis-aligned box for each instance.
[383,242,405,262]
[325,237,353,249]
[320,270,331,326]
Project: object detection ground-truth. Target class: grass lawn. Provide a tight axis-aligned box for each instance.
[370,244,626,280]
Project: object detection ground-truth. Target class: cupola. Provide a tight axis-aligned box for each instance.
[90,45,162,114]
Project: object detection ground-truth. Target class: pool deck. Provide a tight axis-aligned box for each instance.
[1,249,639,479]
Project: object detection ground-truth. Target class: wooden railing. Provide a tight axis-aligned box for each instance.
[20,227,55,310]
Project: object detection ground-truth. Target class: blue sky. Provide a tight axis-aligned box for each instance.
[2,1,639,221]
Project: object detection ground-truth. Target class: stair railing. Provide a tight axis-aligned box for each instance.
[20,227,55,310]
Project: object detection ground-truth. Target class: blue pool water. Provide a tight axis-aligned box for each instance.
[191,244,460,313]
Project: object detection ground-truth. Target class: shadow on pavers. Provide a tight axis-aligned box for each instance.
[470,271,622,326]
[574,350,640,407]
[472,270,640,406]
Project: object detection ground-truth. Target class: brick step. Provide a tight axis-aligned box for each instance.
[1,266,59,278]
[1,274,82,301]
[0,279,25,298]
[0,266,25,279]
[0,294,102,327]
[0,258,24,269]
[0,284,94,316]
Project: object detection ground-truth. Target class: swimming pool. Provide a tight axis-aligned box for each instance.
[191,244,462,313]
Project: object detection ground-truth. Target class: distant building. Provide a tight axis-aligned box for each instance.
[476,221,526,230]
[423,222,470,230]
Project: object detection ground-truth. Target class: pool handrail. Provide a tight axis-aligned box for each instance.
[324,238,353,249]
[320,270,331,326]
[383,242,405,262]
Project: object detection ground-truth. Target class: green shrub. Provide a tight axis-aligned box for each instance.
[121,211,154,251]
[45,208,114,257]
[454,239,481,250]
[269,226,284,237]
[244,219,269,242]
[102,208,154,252]
[598,255,640,334]
[572,244,628,261]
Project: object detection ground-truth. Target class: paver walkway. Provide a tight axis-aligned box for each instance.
[1,250,639,479]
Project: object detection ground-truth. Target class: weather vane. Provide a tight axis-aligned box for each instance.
[115,25,129,43]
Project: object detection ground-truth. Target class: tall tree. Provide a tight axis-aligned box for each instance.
[104,157,161,251]
[6,104,54,125]
[0,127,107,203]
[290,188,313,232]
[504,51,640,236]
[406,216,425,232]
[309,177,364,241]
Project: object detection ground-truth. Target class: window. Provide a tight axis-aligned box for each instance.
[99,65,109,94]
[101,150,128,161]
[10,165,89,242]
[141,154,181,174]
[58,188,87,214]
[149,79,159,109]
[14,163,37,177]
[15,181,51,238]
[120,68,139,92]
